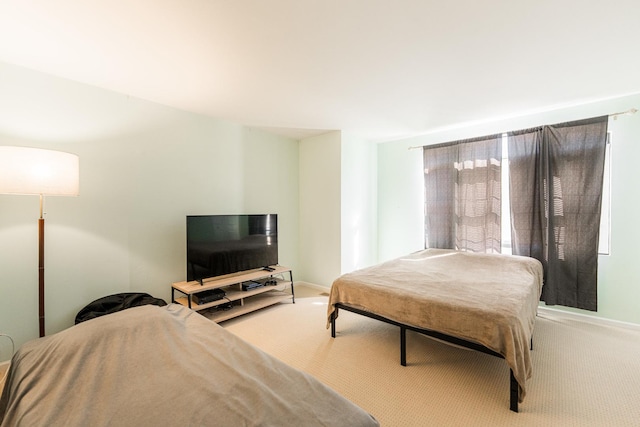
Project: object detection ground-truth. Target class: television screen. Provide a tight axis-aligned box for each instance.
[186,214,278,282]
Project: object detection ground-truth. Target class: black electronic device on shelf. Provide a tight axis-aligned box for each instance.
[241,281,264,291]
[192,288,226,305]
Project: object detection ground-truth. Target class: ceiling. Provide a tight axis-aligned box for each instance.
[1,1,639,142]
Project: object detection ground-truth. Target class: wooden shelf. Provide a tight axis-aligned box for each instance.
[171,265,294,322]
[202,291,293,323]
[172,265,292,294]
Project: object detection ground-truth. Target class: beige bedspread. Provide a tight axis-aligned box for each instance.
[327,249,543,402]
[1,304,378,427]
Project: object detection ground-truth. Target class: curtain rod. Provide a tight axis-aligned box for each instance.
[408,107,638,150]
[611,107,638,120]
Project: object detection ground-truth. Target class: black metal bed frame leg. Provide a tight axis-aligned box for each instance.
[400,326,407,366]
[510,370,519,412]
[331,309,337,338]
[289,271,295,303]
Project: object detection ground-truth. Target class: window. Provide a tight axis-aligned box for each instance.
[500,134,511,254]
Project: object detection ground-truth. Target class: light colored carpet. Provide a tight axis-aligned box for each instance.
[224,295,640,427]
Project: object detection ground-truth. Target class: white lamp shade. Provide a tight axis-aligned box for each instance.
[0,146,79,196]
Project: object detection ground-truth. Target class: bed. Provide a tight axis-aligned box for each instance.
[327,248,543,412]
[0,304,379,427]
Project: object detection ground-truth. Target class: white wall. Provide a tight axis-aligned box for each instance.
[298,131,342,287]
[341,132,378,273]
[377,93,640,325]
[377,139,424,262]
[0,62,300,357]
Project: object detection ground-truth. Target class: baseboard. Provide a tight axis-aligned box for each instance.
[295,281,330,293]
[538,306,640,331]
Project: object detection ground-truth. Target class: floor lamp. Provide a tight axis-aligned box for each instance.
[0,146,79,337]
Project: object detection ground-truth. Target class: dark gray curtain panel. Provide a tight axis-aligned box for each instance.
[508,116,608,311]
[423,134,502,252]
[423,143,457,249]
[508,127,544,259]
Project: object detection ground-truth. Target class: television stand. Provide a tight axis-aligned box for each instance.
[171,266,294,323]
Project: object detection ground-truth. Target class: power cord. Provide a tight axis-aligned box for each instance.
[0,333,15,385]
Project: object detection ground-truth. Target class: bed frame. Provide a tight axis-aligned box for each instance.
[330,302,521,412]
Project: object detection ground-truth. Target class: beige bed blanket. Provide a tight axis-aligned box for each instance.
[327,249,543,402]
[1,304,378,427]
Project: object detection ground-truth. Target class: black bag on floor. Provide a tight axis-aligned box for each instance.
[75,292,167,324]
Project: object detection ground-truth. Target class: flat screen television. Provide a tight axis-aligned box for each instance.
[186,214,278,282]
